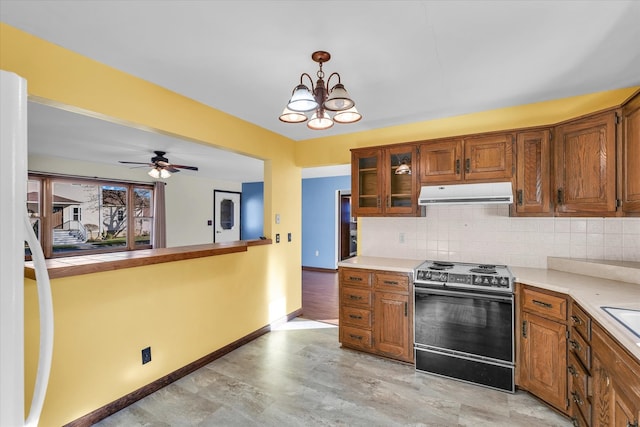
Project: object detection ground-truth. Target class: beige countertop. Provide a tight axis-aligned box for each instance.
[339,256,640,361]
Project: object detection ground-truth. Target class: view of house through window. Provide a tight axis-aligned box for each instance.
[27,175,154,258]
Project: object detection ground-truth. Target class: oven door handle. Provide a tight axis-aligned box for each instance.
[414,287,513,302]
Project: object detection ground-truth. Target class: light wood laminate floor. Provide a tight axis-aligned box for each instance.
[95,319,571,426]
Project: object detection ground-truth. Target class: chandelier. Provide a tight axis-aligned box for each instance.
[279,51,362,130]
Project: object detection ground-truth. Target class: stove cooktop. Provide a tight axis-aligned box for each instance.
[415,260,514,293]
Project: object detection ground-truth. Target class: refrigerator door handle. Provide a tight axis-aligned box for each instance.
[23,211,54,427]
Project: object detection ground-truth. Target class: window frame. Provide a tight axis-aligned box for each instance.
[27,172,155,259]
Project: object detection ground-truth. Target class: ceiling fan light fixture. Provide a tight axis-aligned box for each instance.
[324,83,354,111]
[287,84,318,112]
[333,106,362,124]
[280,51,361,130]
[160,168,171,179]
[148,168,160,179]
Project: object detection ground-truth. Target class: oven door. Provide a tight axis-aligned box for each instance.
[414,287,514,364]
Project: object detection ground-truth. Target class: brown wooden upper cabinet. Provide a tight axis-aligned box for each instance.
[351,145,419,217]
[418,133,514,184]
[512,129,552,215]
[554,112,617,215]
[622,92,640,214]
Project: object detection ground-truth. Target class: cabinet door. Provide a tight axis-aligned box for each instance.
[374,291,411,362]
[592,355,639,427]
[352,149,383,215]
[418,139,463,183]
[463,133,514,181]
[555,112,617,214]
[386,145,418,215]
[520,312,568,413]
[514,130,552,215]
[622,93,640,213]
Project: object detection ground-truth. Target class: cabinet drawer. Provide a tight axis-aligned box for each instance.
[374,272,409,293]
[341,326,372,349]
[569,387,592,427]
[569,328,591,371]
[341,269,372,287]
[570,303,592,342]
[341,286,372,309]
[341,306,372,329]
[522,287,567,321]
[570,396,591,427]
[568,352,589,405]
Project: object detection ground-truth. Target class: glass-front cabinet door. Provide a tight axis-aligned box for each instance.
[352,148,382,216]
[386,145,417,215]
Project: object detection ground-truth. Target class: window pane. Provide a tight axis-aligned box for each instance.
[134,188,153,247]
[51,182,127,254]
[26,179,41,257]
[100,186,128,248]
[220,198,234,230]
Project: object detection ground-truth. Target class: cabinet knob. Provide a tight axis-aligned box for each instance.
[557,188,564,205]
[517,190,523,205]
[465,158,470,173]
[455,159,460,174]
[571,315,583,325]
[569,339,582,352]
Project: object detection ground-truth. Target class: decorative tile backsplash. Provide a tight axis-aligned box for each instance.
[359,205,640,268]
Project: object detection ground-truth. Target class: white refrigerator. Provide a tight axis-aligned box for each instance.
[1,70,54,427]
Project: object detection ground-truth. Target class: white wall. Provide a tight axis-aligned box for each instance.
[359,205,640,268]
[28,154,241,247]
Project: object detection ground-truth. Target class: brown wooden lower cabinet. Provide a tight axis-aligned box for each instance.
[517,284,640,427]
[591,323,640,427]
[339,267,413,363]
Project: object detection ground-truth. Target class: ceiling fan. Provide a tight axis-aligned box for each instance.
[119,151,198,178]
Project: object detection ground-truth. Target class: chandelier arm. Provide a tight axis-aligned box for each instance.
[326,72,342,90]
[299,73,315,92]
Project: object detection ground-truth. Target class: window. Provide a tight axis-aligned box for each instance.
[26,174,155,258]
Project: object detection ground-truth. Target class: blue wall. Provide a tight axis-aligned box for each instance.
[241,181,264,240]
[302,175,351,269]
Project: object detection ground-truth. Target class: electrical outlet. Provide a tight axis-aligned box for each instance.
[315,250,319,256]
[288,232,292,242]
[276,233,280,243]
[399,232,405,243]
[142,347,151,364]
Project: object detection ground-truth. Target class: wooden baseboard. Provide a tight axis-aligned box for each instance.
[65,323,274,426]
[302,266,338,273]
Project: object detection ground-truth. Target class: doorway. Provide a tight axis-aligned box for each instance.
[213,190,241,242]
[338,191,356,261]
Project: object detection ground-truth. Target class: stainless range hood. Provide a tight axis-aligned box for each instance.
[418,182,513,205]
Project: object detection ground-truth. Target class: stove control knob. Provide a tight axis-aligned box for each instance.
[499,277,509,287]
[483,277,490,285]
[439,273,447,282]
[474,276,482,284]
[491,277,499,285]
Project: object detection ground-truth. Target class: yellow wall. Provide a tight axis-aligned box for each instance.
[2,23,302,426]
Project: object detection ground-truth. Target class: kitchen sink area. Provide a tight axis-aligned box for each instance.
[602,306,640,339]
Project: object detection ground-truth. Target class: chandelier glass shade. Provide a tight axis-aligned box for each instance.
[279,51,361,130]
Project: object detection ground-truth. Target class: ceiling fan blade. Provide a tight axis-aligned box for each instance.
[119,161,154,166]
[165,167,181,173]
[171,164,199,171]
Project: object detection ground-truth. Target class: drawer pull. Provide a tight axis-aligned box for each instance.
[532,299,553,309]
[568,365,578,377]
[571,417,579,427]
[349,334,363,340]
[569,339,582,352]
[571,391,584,406]
[571,315,583,325]
[349,314,363,320]
[349,295,363,300]
[384,280,399,285]
[348,276,363,282]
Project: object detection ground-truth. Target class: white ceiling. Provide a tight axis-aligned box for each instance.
[2,1,640,181]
